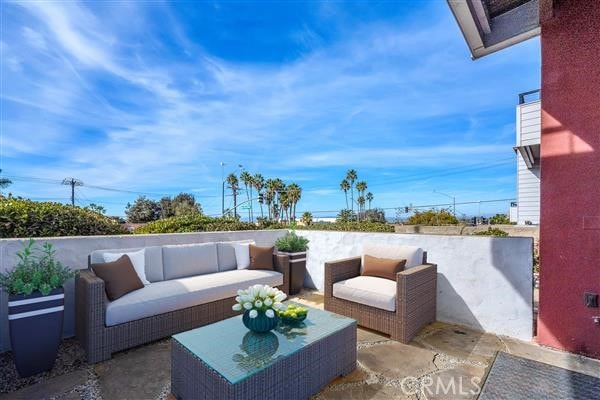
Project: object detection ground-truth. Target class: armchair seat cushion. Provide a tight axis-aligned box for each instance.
[106,269,283,326]
[332,276,396,312]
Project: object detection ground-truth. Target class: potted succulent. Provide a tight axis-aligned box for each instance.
[0,239,77,377]
[275,230,309,294]
[232,284,287,333]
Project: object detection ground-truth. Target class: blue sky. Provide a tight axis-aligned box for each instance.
[0,1,540,219]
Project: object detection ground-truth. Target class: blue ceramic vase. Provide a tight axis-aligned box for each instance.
[242,310,278,333]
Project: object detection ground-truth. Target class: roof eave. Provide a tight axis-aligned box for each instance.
[447,0,540,60]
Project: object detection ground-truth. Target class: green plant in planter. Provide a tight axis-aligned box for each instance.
[0,239,77,296]
[275,231,309,253]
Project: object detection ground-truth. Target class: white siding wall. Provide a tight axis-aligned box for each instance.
[517,157,540,224]
[516,100,541,225]
[518,101,541,146]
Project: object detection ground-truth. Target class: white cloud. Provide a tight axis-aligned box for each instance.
[285,145,509,168]
[1,1,539,215]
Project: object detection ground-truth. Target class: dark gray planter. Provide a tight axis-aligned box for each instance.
[8,287,64,377]
[278,251,307,295]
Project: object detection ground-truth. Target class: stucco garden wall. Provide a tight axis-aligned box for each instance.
[1,229,533,351]
[297,231,533,341]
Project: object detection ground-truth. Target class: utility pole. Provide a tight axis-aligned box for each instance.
[62,178,83,206]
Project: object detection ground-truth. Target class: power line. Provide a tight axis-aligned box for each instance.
[6,175,220,198]
[297,198,516,215]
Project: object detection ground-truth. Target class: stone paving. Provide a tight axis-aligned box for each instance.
[2,290,599,400]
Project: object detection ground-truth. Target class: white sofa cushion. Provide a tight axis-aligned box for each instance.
[333,276,396,312]
[162,243,218,280]
[103,249,149,285]
[105,269,283,326]
[361,243,423,270]
[217,240,254,272]
[233,242,254,269]
[91,246,164,283]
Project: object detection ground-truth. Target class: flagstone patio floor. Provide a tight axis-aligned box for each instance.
[2,290,599,400]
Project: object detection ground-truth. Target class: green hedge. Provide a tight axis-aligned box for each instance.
[297,221,394,233]
[0,198,127,238]
[473,227,509,237]
[134,215,260,234]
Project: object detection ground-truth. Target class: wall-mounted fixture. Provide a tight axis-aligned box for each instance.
[584,292,599,308]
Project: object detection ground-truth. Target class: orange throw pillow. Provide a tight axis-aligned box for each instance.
[362,254,406,281]
[91,255,144,301]
[249,245,274,270]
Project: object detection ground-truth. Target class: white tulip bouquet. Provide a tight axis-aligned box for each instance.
[232,284,287,319]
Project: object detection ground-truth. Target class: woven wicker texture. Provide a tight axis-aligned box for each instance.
[76,254,290,363]
[171,315,356,400]
[324,255,436,343]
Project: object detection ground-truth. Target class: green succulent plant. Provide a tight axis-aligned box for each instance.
[0,239,77,296]
[275,231,309,253]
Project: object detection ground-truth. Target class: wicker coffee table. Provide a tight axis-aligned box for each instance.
[171,304,357,400]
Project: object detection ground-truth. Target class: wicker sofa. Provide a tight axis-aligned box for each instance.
[76,241,289,363]
[324,244,436,343]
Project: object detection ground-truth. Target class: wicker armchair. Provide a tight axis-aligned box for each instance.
[76,254,290,363]
[324,252,436,343]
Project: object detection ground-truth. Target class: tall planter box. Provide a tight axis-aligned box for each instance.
[279,252,307,295]
[8,288,65,377]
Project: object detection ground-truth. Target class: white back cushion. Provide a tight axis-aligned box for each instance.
[217,240,254,272]
[233,242,255,269]
[361,243,423,270]
[90,246,164,283]
[103,248,149,285]
[162,243,218,280]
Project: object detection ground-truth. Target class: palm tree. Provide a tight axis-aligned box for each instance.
[286,183,302,221]
[277,182,287,222]
[357,196,366,221]
[240,171,252,222]
[265,178,280,220]
[301,211,312,226]
[226,173,239,218]
[252,173,265,219]
[355,181,367,216]
[366,192,374,210]
[345,169,357,215]
[340,179,350,209]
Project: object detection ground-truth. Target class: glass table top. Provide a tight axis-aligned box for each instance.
[172,303,356,384]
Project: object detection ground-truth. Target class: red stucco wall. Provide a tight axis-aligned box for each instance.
[537,0,600,357]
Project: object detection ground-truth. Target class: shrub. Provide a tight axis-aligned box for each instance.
[134,214,259,234]
[255,217,287,230]
[159,193,203,218]
[474,227,509,237]
[0,239,77,296]
[533,241,540,273]
[361,208,386,223]
[489,213,511,225]
[0,197,127,238]
[406,208,459,226]
[336,209,356,223]
[275,231,309,252]
[125,196,161,222]
[297,221,394,233]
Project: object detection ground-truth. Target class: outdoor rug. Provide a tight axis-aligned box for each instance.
[478,351,600,400]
